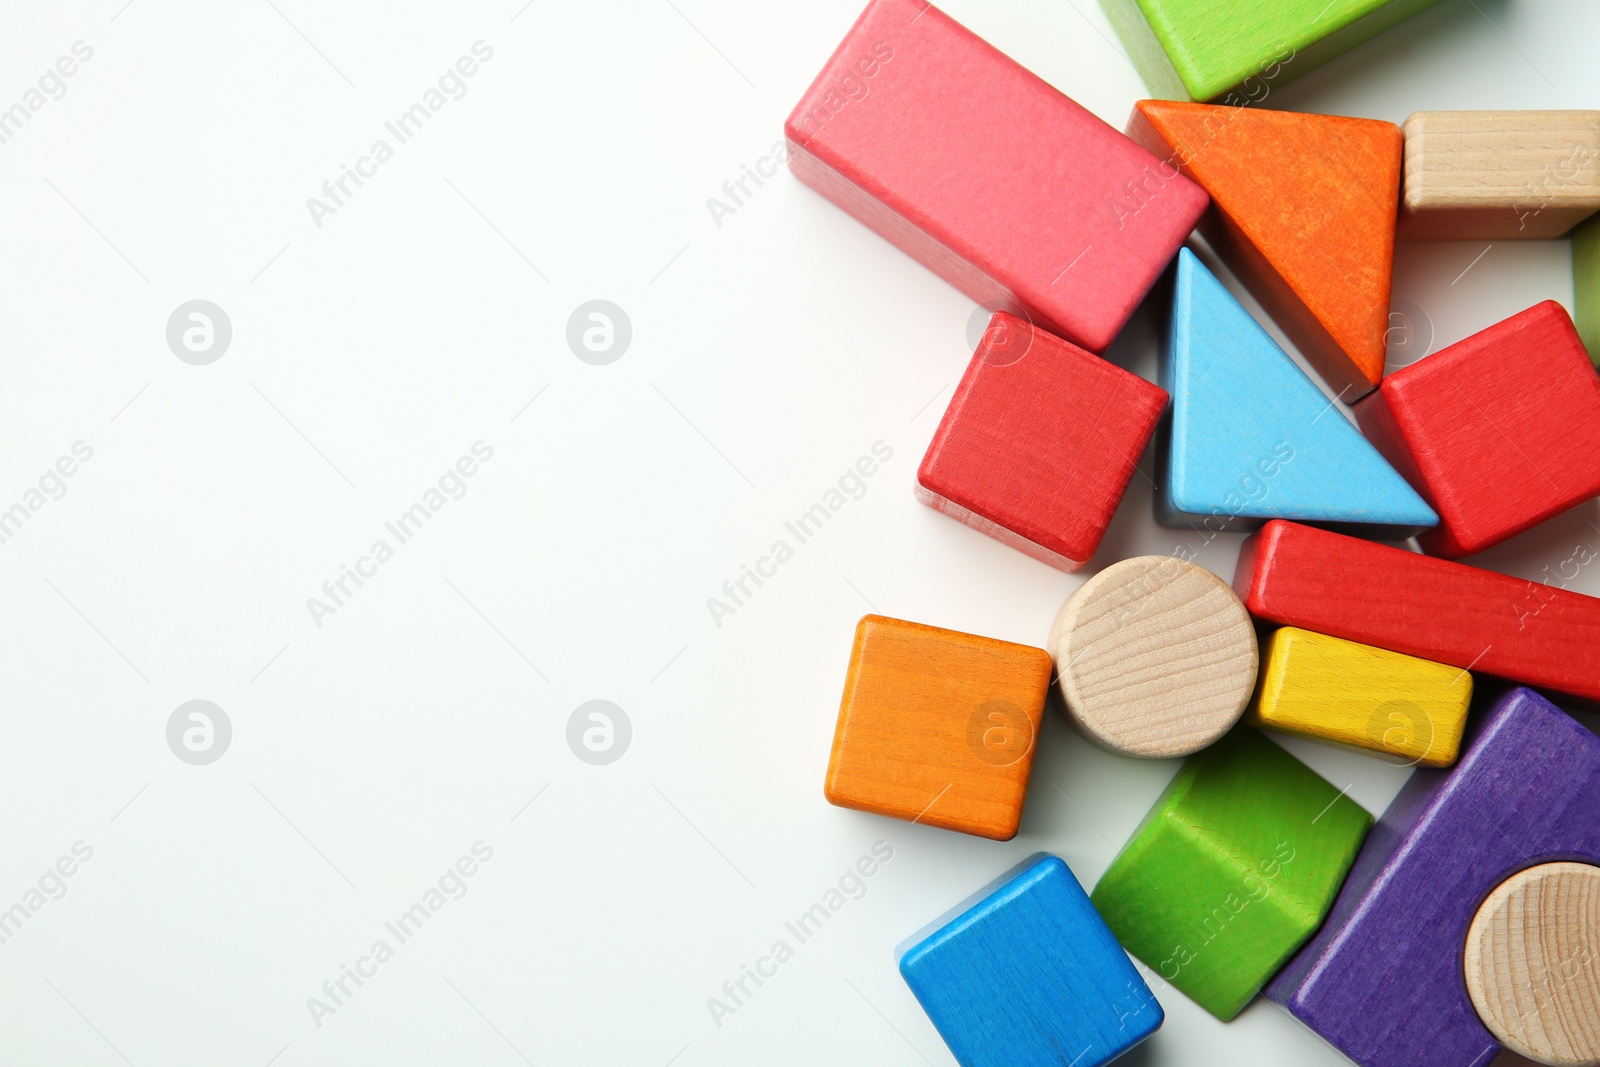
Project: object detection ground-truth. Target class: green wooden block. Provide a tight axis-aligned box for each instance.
[1574,213,1600,365]
[1099,0,1444,103]
[1089,727,1372,1020]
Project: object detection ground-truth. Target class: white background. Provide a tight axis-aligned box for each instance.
[0,0,1594,1064]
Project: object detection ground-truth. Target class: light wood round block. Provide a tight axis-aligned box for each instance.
[1464,862,1600,1066]
[1046,555,1257,759]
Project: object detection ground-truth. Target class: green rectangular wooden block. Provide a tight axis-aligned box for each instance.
[1574,213,1600,364]
[1099,0,1445,103]
[1089,727,1372,1021]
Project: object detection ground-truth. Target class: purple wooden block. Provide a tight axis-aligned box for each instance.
[1266,687,1600,1067]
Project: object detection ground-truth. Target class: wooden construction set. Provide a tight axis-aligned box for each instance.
[790,1,1600,1065]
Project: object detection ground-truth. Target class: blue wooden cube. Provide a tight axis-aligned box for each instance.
[898,854,1162,1067]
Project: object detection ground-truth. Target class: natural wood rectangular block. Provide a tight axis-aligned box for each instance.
[1399,110,1600,240]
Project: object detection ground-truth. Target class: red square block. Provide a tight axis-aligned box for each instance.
[917,313,1168,570]
[1353,300,1600,558]
[784,0,1208,353]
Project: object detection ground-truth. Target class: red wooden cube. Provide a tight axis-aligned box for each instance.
[917,313,1168,570]
[784,0,1207,353]
[1353,300,1600,558]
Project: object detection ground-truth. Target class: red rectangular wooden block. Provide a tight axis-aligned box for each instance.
[917,313,1168,570]
[1353,300,1600,558]
[1234,520,1600,701]
[784,0,1208,353]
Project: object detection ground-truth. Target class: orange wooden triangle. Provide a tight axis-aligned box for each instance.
[1128,101,1401,399]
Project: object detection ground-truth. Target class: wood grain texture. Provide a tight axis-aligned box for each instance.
[1399,111,1600,240]
[1098,0,1443,103]
[1235,521,1600,702]
[1090,727,1372,1021]
[1465,862,1600,1066]
[917,312,1168,571]
[824,615,1052,841]
[1128,101,1401,399]
[1159,248,1437,535]
[1266,687,1600,1067]
[899,854,1163,1067]
[1574,212,1600,365]
[1047,555,1257,758]
[1247,627,1471,767]
[784,0,1208,354]
[1352,300,1600,558]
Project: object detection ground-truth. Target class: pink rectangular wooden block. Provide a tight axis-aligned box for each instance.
[784,0,1208,353]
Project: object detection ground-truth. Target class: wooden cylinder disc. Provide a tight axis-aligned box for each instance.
[1046,555,1258,759]
[1464,861,1600,1066]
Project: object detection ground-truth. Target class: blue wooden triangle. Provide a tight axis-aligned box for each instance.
[1159,249,1437,537]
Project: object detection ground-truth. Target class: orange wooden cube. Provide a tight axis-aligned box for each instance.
[824,615,1053,840]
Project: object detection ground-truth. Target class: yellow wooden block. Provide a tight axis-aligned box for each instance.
[1246,627,1471,767]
